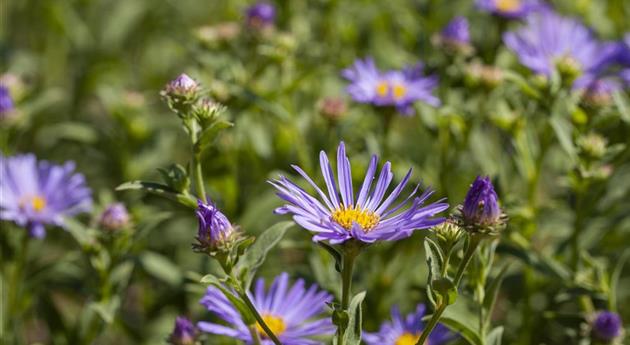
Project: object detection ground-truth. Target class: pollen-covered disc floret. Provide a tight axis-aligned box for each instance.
[198,272,335,345]
[364,304,455,345]
[0,154,92,238]
[271,142,448,244]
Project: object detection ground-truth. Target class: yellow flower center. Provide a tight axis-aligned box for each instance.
[392,84,407,100]
[376,81,389,97]
[395,332,423,345]
[20,195,47,212]
[331,206,380,231]
[495,0,520,12]
[256,314,286,337]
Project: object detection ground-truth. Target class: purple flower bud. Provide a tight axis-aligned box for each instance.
[194,200,235,252]
[162,74,199,100]
[441,16,471,47]
[168,316,197,345]
[99,203,130,231]
[462,176,501,227]
[0,85,15,118]
[592,311,623,343]
[245,2,276,29]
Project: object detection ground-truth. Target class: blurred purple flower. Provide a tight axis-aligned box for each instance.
[99,203,130,231]
[440,16,471,47]
[0,85,14,118]
[364,304,454,345]
[342,58,440,115]
[246,2,276,29]
[270,142,448,244]
[198,272,334,345]
[168,316,198,345]
[592,311,623,342]
[476,0,547,19]
[504,11,618,86]
[577,76,623,106]
[0,154,92,238]
[194,200,235,251]
[462,176,501,227]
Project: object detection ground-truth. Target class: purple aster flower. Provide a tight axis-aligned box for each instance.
[0,154,92,238]
[503,11,618,86]
[342,58,440,115]
[0,85,14,118]
[245,2,276,29]
[476,0,547,19]
[194,200,235,252]
[99,203,130,231]
[462,176,501,228]
[364,304,454,345]
[168,316,198,345]
[198,272,335,345]
[270,142,448,244]
[439,16,471,49]
[592,311,623,343]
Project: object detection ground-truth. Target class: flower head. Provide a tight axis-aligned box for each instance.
[271,142,448,244]
[161,74,199,108]
[592,311,623,343]
[245,2,276,29]
[168,316,198,345]
[194,200,236,252]
[436,16,473,54]
[0,85,14,118]
[504,11,618,86]
[476,0,546,19]
[342,58,440,115]
[198,272,334,345]
[364,304,454,345]
[99,203,130,231]
[461,176,502,229]
[0,154,92,238]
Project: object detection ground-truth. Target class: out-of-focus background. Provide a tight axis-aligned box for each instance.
[2,0,630,344]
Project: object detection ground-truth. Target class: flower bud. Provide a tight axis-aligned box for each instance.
[195,22,240,46]
[245,2,276,30]
[591,311,623,344]
[192,98,225,125]
[194,200,237,253]
[318,97,347,121]
[433,16,473,55]
[0,85,15,119]
[168,316,198,345]
[556,56,582,86]
[577,133,607,160]
[465,63,504,89]
[99,203,130,231]
[161,74,199,112]
[432,220,464,248]
[581,79,618,108]
[460,176,504,232]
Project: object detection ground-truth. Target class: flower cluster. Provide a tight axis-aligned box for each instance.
[198,272,335,345]
[342,58,440,115]
[0,154,92,238]
[271,142,448,244]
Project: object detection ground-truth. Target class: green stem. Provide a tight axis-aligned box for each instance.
[6,233,29,344]
[190,123,207,203]
[237,290,283,345]
[571,186,584,273]
[415,302,448,345]
[249,325,263,345]
[336,251,358,345]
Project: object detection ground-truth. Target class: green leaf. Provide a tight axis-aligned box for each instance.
[425,238,444,279]
[342,291,366,345]
[90,296,120,324]
[431,278,457,305]
[318,241,343,273]
[235,221,293,288]
[483,264,511,326]
[139,252,182,286]
[613,91,630,123]
[116,181,197,209]
[200,274,255,325]
[610,249,630,310]
[549,115,576,161]
[439,316,483,345]
[194,119,233,154]
[485,326,504,345]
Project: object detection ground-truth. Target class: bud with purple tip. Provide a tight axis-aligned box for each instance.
[435,16,473,55]
[99,203,130,231]
[168,316,198,345]
[0,85,15,119]
[460,176,504,233]
[194,200,236,253]
[161,74,200,113]
[591,311,623,344]
[245,2,276,30]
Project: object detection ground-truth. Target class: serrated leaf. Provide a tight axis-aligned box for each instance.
[235,221,293,289]
[342,291,366,345]
[116,181,197,208]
